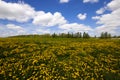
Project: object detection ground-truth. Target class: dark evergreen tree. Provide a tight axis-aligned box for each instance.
[83,32,90,38]
[83,32,86,38]
[52,33,57,38]
[94,35,96,38]
[79,32,82,38]
[100,32,111,39]
[71,32,74,38]
[67,32,70,38]
[108,33,111,38]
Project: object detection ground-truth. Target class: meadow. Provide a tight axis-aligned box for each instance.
[0,37,120,80]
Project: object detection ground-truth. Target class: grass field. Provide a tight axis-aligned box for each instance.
[0,37,120,80]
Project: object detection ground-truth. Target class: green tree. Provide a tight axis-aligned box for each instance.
[83,32,90,38]
[79,32,82,38]
[100,32,111,39]
[52,33,57,38]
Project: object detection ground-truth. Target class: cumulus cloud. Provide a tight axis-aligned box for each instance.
[0,24,26,37]
[0,0,67,27]
[96,8,106,14]
[107,0,120,11]
[0,0,35,22]
[6,24,24,30]
[95,0,120,14]
[93,0,120,35]
[77,13,87,20]
[59,23,93,32]
[6,24,25,33]
[96,10,120,26]
[35,29,51,34]
[33,11,67,27]
[59,0,69,3]
[0,23,54,37]
[83,0,99,3]
[92,16,100,20]
[95,25,118,33]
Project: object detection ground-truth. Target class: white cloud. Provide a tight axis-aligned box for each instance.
[35,29,51,34]
[60,0,69,3]
[95,25,118,33]
[96,8,105,14]
[0,24,26,37]
[107,0,120,11]
[0,0,67,27]
[83,0,99,3]
[92,16,100,20]
[95,0,120,15]
[97,10,120,26]
[6,24,25,34]
[0,0,35,22]
[59,23,93,32]
[7,24,23,30]
[77,13,87,20]
[93,0,120,35]
[33,12,67,27]
[95,25,120,36]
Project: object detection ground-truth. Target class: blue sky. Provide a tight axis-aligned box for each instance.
[0,0,120,37]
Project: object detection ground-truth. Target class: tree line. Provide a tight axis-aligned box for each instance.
[10,32,120,39]
[52,32,90,38]
[51,32,120,38]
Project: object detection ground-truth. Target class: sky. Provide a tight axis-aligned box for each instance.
[0,0,120,37]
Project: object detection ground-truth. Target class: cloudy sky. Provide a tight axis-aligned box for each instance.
[0,0,120,37]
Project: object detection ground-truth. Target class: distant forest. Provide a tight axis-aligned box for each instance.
[10,32,120,38]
